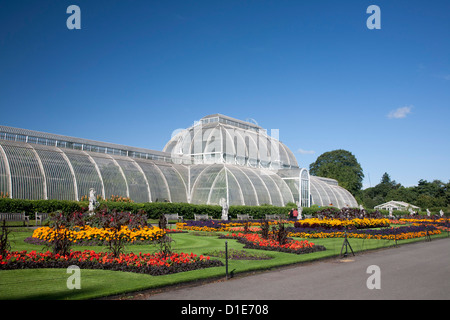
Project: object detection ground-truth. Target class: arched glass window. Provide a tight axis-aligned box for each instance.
[300,168,310,207]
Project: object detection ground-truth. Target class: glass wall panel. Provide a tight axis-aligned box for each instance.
[0,146,10,196]
[221,127,236,160]
[208,168,228,205]
[227,166,258,206]
[1,142,44,200]
[258,173,283,206]
[300,169,310,207]
[115,158,150,203]
[282,178,299,203]
[241,167,271,205]
[225,168,244,205]
[313,179,331,206]
[318,180,338,207]
[309,178,323,206]
[284,142,299,167]
[135,160,170,202]
[34,147,75,201]
[309,176,358,208]
[156,164,187,203]
[278,143,291,168]
[63,150,103,200]
[190,164,222,205]
[89,154,128,199]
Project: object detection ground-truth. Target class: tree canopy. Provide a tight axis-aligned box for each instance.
[361,173,450,211]
[309,149,364,196]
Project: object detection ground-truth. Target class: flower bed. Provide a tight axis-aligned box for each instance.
[221,233,326,255]
[293,218,390,230]
[29,225,166,245]
[228,226,262,232]
[399,217,450,226]
[0,249,223,276]
[286,225,441,240]
[176,220,279,232]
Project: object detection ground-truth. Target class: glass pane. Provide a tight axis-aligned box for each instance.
[157,164,187,203]
[115,158,150,203]
[64,149,103,200]
[241,167,271,205]
[225,168,244,205]
[34,147,75,201]
[208,168,228,205]
[1,142,44,200]
[0,145,10,197]
[191,165,222,205]
[135,160,170,202]
[259,172,283,206]
[227,166,258,206]
[89,154,128,199]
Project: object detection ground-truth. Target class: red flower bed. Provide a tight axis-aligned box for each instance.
[221,233,326,255]
[0,250,223,276]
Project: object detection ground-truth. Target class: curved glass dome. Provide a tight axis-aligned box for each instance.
[309,176,358,208]
[189,164,294,206]
[164,114,299,170]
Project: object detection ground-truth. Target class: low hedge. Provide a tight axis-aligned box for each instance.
[228,205,289,219]
[0,198,292,220]
[3,198,424,221]
[0,198,223,220]
[0,198,85,219]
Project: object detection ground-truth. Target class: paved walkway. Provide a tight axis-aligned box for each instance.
[143,238,450,300]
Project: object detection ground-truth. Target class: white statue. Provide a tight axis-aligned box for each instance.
[440,209,444,217]
[220,198,229,221]
[88,188,99,215]
[298,206,303,220]
[389,207,393,218]
[409,208,414,216]
[426,209,431,217]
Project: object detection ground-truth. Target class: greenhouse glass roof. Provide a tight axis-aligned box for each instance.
[0,115,358,208]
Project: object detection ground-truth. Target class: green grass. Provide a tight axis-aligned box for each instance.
[0,228,448,300]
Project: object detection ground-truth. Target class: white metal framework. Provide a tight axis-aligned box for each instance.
[0,115,358,208]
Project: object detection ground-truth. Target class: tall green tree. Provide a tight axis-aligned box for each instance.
[309,149,364,196]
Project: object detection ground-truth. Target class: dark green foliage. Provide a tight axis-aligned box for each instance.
[361,173,450,213]
[0,198,291,220]
[309,149,364,196]
[0,221,11,256]
[261,219,270,239]
[228,205,288,219]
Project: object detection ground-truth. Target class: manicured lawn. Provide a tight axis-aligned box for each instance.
[0,228,447,300]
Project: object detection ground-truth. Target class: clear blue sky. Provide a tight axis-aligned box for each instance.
[1,0,449,189]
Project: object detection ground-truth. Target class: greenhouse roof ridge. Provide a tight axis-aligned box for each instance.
[197,114,263,131]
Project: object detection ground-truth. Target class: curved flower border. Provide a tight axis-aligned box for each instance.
[31,225,166,244]
[0,249,223,276]
[220,233,326,255]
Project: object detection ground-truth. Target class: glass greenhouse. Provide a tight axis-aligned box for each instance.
[0,114,358,208]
